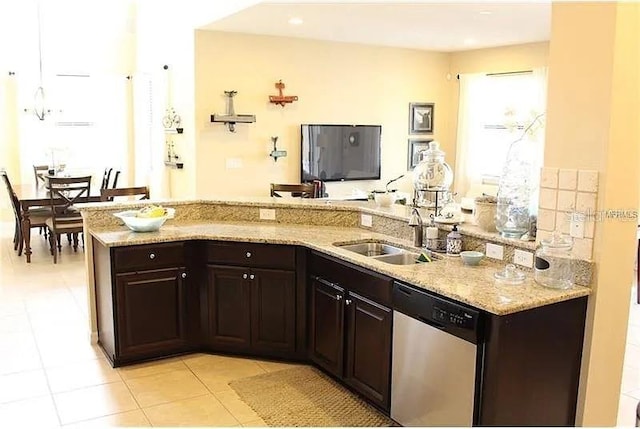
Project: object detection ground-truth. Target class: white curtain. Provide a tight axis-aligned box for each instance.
[453,72,490,197]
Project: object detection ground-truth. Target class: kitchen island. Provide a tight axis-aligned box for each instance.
[80,198,591,426]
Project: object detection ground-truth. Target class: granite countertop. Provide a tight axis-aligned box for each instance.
[88,220,591,316]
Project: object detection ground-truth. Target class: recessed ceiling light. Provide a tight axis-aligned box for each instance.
[464,38,477,46]
[288,17,303,25]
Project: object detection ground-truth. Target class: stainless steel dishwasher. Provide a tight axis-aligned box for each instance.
[391,281,482,427]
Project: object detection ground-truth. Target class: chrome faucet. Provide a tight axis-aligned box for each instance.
[408,207,424,248]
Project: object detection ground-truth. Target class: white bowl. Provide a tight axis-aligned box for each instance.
[113,208,175,232]
[460,251,484,266]
[374,192,395,207]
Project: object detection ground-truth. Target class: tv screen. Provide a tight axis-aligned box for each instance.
[301,124,381,182]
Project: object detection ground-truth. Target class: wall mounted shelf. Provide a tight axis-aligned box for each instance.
[164,161,184,169]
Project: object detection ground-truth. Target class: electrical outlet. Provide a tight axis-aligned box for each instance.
[486,243,504,260]
[259,208,276,220]
[513,249,534,268]
[570,213,585,238]
[225,158,242,169]
[361,214,373,227]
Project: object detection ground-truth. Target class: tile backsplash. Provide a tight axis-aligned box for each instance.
[537,167,599,260]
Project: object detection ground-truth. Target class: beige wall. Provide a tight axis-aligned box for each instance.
[448,42,550,196]
[544,2,639,425]
[194,31,452,198]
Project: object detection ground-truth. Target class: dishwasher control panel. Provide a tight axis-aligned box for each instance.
[432,304,477,330]
[393,281,481,344]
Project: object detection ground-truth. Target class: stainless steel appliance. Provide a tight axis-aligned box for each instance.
[391,281,482,427]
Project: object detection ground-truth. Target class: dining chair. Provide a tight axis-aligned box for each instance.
[100,186,149,202]
[33,164,49,187]
[111,170,121,189]
[100,168,113,190]
[270,183,317,198]
[1,171,49,256]
[45,176,92,264]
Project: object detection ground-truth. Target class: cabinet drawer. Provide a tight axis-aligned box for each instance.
[113,242,185,273]
[308,251,392,306]
[207,242,295,270]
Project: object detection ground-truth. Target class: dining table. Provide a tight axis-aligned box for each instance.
[14,183,102,263]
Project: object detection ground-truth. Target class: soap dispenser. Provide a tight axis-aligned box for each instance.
[446,225,462,256]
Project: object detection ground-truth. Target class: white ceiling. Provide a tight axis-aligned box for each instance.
[202,1,551,52]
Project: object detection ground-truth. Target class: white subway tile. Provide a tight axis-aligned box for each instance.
[576,192,597,213]
[539,188,558,210]
[540,167,559,189]
[558,169,578,190]
[572,238,594,260]
[577,170,599,192]
[555,211,570,234]
[557,190,576,212]
[537,209,556,231]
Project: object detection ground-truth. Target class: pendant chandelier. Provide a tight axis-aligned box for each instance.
[33,1,48,121]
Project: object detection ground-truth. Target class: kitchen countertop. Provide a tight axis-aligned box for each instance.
[88,219,590,316]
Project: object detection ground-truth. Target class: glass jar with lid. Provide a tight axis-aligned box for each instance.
[412,141,453,191]
[534,232,575,290]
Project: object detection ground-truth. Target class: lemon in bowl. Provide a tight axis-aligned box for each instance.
[113,205,175,232]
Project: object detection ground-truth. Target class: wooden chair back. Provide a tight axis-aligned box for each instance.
[100,168,113,189]
[270,183,317,198]
[33,165,49,187]
[1,170,21,221]
[100,186,149,202]
[47,176,92,231]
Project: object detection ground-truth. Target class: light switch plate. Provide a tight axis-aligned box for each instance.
[569,213,585,238]
[486,243,504,260]
[513,249,534,268]
[361,214,373,227]
[259,208,276,220]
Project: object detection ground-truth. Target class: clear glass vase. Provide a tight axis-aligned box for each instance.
[495,136,536,238]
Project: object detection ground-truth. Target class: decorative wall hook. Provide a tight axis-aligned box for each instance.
[269,136,287,162]
[269,80,298,107]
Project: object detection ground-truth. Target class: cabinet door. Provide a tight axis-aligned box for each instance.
[207,265,251,350]
[116,267,188,360]
[309,276,345,377]
[344,292,392,411]
[250,268,296,354]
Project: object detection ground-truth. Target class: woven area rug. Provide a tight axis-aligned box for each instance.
[229,365,394,427]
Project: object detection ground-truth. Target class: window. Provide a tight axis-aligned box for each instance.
[454,68,547,196]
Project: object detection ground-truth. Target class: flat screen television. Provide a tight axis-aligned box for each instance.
[301,124,381,182]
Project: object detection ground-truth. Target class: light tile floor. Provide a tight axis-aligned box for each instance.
[1,222,639,427]
[0,223,302,427]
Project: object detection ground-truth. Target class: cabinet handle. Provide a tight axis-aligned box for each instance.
[181,272,187,279]
[249,274,255,280]
[336,295,343,300]
[149,253,156,259]
[243,273,248,279]
[345,299,352,305]
[246,251,252,258]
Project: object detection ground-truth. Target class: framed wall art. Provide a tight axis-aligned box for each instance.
[409,102,434,134]
[407,138,433,169]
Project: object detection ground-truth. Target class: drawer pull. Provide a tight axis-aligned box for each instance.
[336,295,343,300]
[345,299,352,305]
[246,251,252,258]
[243,273,248,279]
[249,274,255,280]
[149,253,156,259]
[181,272,187,279]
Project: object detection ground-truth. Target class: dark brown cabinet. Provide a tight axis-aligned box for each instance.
[115,267,189,360]
[93,241,197,366]
[205,242,299,358]
[308,251,393,411]
[344,292,392,410]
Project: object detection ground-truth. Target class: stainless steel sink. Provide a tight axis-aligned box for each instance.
[373,252,421,265]
[337,242,404,257]
[335,241,427,265]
